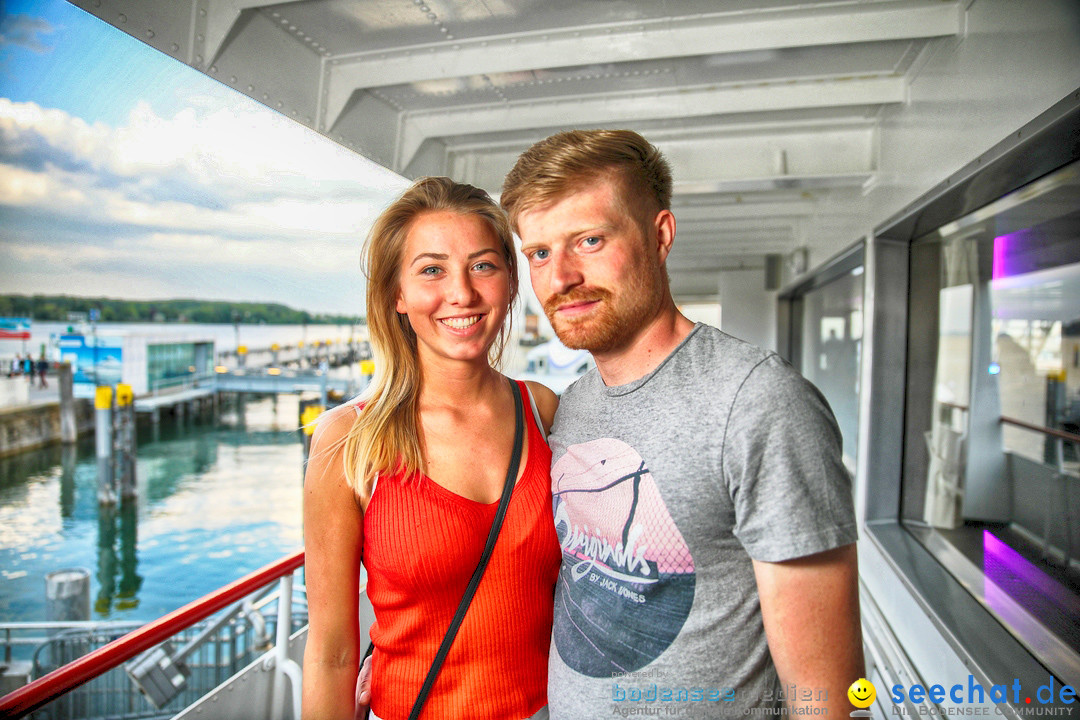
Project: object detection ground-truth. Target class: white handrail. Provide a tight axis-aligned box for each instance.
[267,572,302,720]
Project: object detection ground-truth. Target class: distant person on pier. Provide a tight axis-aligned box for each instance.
[36,354,49,389]
[302,177,559,720]
[22,355,33,383]
[10,354,20,377]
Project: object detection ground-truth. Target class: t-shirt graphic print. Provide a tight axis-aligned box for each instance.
[551,437,695,677]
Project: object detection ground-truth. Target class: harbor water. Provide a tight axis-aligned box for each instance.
[0,381,308,626]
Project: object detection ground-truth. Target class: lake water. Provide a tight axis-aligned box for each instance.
[0,393,306,625]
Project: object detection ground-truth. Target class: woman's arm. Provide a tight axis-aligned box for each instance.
[302,406,365,720]
[523,381,559,435]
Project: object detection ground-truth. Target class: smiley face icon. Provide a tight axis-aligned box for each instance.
[848,678,876,708]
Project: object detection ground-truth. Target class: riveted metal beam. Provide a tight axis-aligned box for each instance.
[324,0,959,130]
[67,0,197,64]
[676,228,799,245]
[448,121,874,195]
[670,201,816,221]
[203,0,295,70]
[672,237,800,255]
[674,172,874,195]
[397,75,904,170]
[667,258,771,273]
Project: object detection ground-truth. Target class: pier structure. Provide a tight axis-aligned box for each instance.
[215,336,369,372]
[134,367,364,423]
[136,335,369,422]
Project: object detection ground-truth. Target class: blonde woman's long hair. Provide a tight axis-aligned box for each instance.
[343,177,518,500]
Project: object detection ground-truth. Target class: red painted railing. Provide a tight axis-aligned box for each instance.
[0,549,305,719]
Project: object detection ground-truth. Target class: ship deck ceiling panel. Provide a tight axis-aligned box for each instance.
[270,0,951,60]
[369,39,924,113]
[439,106,883,153]
[66,0,969,298]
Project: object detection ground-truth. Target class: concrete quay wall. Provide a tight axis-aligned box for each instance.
[0,400,95,458]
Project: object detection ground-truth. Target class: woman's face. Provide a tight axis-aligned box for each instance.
[395,210,510,367]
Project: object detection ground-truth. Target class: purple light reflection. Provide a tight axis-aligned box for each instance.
[992,235,1008,280]
[983,530,1080,618]
[990,226,1050,281]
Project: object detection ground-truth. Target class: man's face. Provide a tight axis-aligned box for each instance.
[516,175,670,355]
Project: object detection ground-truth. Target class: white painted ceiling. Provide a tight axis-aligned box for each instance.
[69,0,963,300]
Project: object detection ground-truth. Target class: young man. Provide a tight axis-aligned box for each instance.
[500,130,864,719]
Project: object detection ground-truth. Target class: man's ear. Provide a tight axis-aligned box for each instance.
[653,209,676,264]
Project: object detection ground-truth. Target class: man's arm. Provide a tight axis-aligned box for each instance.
[753,543,864,715]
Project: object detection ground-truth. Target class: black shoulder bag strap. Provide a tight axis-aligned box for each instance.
[407,377,525,720]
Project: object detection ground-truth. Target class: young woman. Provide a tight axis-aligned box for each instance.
[302,177,560,720]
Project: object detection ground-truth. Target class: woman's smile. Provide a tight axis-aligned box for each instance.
[395,210,510,364]
[439,313,484,330]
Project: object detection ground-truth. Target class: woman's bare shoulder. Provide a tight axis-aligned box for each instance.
[309,402,361,447]
[305,403,363,488]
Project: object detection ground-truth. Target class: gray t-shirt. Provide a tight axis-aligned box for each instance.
[547,324,856,719]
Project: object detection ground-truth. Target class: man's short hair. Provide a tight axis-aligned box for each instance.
[500,129,672,233]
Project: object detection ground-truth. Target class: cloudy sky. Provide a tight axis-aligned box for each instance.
[0,0,410,316]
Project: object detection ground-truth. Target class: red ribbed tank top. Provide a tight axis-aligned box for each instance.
[362,381,560,719]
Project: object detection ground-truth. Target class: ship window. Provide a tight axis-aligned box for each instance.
[779,246,864,473]
[902,159,1080,683]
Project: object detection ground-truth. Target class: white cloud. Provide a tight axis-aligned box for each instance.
[0,162,63,205]
[0,97,403,190]
[132,232,359,274]
[0,97,409,312]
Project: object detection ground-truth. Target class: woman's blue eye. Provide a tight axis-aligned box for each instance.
[421,266,440,275]
[474,261,495,271]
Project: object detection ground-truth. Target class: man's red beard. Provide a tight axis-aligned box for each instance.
[543,284,649,354]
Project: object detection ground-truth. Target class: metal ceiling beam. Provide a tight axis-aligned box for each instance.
[673,173,874,195]
[396,75,904,169]
[324,0,959,129]
[675,236,797,251]
[668,261,768,273]
[673,202,812,222]
[449,121,874,195]
[204,0,296,70]
[671,243,798,257]
[675,231,798,248]
[676,218,798,233]
[671,201,815,221]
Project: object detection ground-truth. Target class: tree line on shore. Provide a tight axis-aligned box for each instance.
[0,295,362,326]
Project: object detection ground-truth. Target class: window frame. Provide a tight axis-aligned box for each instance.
[863,89,1080,693]
[777,242,865,374]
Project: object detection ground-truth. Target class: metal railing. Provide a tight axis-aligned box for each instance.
[0,550,305,720]
[999,414,1080,446]
[147,373,217,397]
[2,621,143,665]
[927,401,1077,566]
[999,415,1078,568]
[26,613,276,720]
